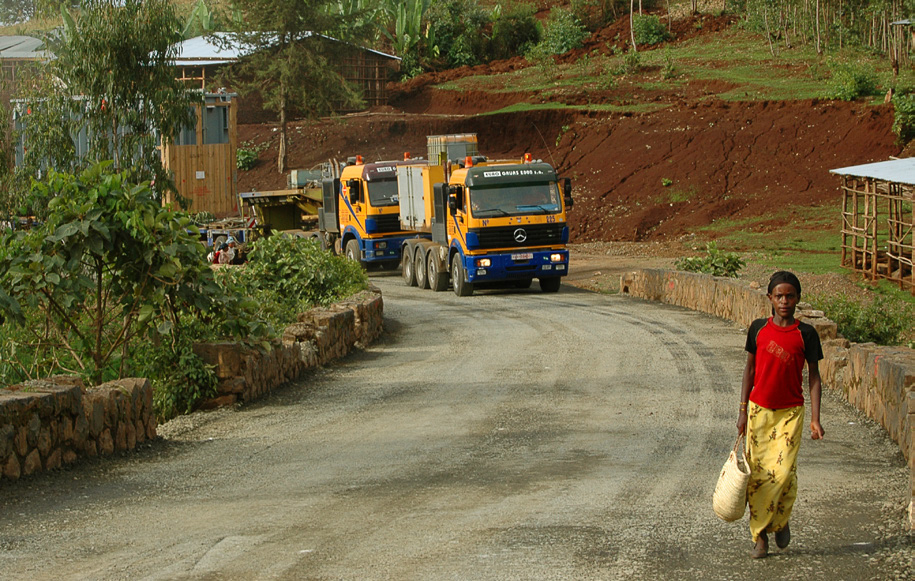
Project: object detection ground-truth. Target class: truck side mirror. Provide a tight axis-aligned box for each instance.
[562,177,573,209]
[448,191,457,215]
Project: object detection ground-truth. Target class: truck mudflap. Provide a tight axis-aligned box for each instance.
[462,249,569,283]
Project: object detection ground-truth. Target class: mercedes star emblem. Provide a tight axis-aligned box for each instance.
[513,228,527,243]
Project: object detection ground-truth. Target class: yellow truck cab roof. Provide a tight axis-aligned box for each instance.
[453,162,557,187]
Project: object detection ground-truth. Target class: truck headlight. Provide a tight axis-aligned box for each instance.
[550,253,564,262]
[376,241,387,249]
[475,258,491,267]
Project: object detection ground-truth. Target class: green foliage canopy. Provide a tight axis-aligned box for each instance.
[17,0,196,202]
[0,163,237,385]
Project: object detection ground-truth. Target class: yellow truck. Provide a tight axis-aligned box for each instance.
[398,151,573,296]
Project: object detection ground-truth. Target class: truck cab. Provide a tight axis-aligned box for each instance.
[445,160,572,293]
[320,157,424,266]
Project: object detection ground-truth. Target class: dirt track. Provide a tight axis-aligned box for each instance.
[0,274,911,580]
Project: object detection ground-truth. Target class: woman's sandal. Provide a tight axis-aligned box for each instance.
[751,533,769,559]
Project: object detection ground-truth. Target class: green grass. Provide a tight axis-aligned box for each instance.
[694,205,845,275]
[480,101,669,115]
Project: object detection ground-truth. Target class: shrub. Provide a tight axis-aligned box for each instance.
[675,242,745,277]
[489,3,541,61]
[891,90,915,144]
[216,235,368,328]
[237,147,258,170]
[809,293,914,346]
[536,6,588,56]
[138,330,218,421]
[632,14,670,46]
[613,48,641,76]
[427,0,491,69]
[826,61,878,101]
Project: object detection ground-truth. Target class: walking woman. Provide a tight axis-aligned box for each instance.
[737,271,824,559]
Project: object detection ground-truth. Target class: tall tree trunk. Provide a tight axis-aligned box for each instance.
[815,0,822,54]
[278,90,287,175]
[630,0,637,51]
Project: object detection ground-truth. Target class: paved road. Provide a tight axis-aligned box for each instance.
[0,272,911,580]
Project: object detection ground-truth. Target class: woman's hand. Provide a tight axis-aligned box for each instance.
[810,420,825,440]
[737,410,747,436]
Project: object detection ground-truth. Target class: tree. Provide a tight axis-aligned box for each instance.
[226,0,364,174]
[18,0,197,201]
[0,163,229,385]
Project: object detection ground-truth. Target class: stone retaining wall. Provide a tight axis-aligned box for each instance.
[621,268,915,529]
[0,285,384,482]
[194,285,384,408]
[0,377,155,481]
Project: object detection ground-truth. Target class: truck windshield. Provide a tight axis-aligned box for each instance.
[368,179,399,207]
[469,182,561,218]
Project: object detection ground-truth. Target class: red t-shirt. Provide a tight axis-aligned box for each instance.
[745,318,823,409]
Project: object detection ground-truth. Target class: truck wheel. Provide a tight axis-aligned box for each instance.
[345,239,364,268]
[451,254,474,297]
[415,250,429,289]
[402,248,417,286]
[428,252,449,292]
[539,277,561,293]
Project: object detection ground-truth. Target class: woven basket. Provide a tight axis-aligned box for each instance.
[713,435,751,522]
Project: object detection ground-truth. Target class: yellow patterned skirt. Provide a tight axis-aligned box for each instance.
[745,402,804,541]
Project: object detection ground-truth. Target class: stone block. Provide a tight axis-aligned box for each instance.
[37,426,52,457]
[3,454,20,480]
[22,449,41,476]
[116,423,128,451]
[98,429,114,455]
[45,448,61,471]
[62,449,77,465]
[85,439,97,457]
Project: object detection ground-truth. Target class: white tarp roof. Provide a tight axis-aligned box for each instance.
[173,32,399,66]
[0,35,47,59]
[829,158,915,185]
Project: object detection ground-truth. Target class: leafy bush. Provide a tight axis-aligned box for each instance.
[891,90,915,144]
[427,0,491,69]
[632,14,670,46]
[613,48,642,76]
[675,242,746,277]
[215,235,368,328]
[137,330,218,421]
[237,147,259,170]
[489,3,542,61]
[809,293,915,346]
[0,163,232,385]
[532,6,588,56]
[826,61,878,101]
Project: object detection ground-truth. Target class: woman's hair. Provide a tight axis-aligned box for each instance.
[768,270,801,296]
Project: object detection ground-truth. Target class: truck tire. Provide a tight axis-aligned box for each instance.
[402,248,417,286]
[345,239,364,268]
[414,250,429,289]
[428,252,449,292]
[539,277,561,293]
[452,253,474,297]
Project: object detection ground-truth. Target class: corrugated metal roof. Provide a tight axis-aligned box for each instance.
[829,158,915,185]
[174,32,399,66]
[0,35,47,59]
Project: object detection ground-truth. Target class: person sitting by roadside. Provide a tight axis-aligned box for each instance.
[218,237,237,265]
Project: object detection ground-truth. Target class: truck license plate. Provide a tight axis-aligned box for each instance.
[511,253,533,261]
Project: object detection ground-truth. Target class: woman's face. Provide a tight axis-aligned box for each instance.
[768,282,799,319]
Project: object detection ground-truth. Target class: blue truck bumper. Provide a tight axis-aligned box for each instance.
[463,249,569,283]
[360,236,411,262]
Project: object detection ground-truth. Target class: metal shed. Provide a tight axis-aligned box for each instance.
[830,159,915,293]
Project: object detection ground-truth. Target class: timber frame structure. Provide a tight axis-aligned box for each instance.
[831,158,915,294]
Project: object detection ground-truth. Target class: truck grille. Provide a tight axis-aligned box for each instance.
[469,223,565,249]
[369,213,402,234]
